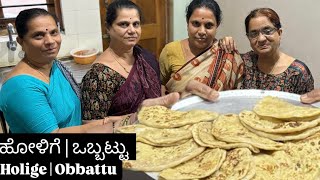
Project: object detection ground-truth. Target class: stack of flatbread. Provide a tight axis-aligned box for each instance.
[239,96,320,141]
[118,97,320,179]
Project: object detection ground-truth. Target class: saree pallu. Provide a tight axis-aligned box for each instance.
[166,42,244,93]
[108,46,161,116]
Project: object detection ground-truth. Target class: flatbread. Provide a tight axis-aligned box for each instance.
[212,114,283,151]
[192,122,260,153]
[286,132,320,164]
[239,110,320,134]
[253,96,320,121]
[116,124,192,146]
[205,148,255,180]
[159,148,226,180]
[242,122,320,141]
[273,150,319,179]
[123,139,205,172]
[291,131,320,154]
[252,147,320,179]
[138,105,219,128]
[137,138,189,147]
[252,154,280,179]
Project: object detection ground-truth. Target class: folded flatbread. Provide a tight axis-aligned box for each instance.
[138,105,219,128]
[252,150,320,180]
[253,96,320,121]
[239,110,320,134]
[192,122,260,153]
[205,148,255,180]
[117,124,192,146]
[123,139,205,172]
[242,122,320,141]
[212,114,283,151]
[159,148,226,180]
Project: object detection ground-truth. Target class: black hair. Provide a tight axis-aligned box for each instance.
[106,0,143,29]
[15,8,58,38]
[185,0,222,26]
[245,8,282,33]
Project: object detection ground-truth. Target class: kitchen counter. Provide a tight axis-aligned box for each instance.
[60,60,91,84]
[0,59,92,88]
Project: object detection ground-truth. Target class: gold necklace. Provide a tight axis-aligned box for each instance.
[108,48,130,74]
[25,59,50,82]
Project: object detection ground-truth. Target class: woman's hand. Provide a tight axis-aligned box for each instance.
[83,116,124,133]
[218,36,237,53]
[300,89,320,104]
[141,80,219,108]
[85,120,115,133]
[110,80,219,127]
[141,92,180,108]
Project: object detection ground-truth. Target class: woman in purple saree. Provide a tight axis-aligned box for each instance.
[81,1,161,125]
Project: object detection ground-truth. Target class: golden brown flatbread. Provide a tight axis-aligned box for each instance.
[212,114,283,151]
[253,96,320,121]
[192,122,260,153]
[123,139,205,172]
[252,154,279,179]
[159,148,226,180]
[117,124,192,146]
[205,148,255,180]
[138,105,219,128]
[286,132,320,166]
[242,122,320,141]
[291,131,320,154]
[252,148,320,180]
[239,110,320,134]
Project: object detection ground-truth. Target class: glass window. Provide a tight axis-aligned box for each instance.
[0,0,64,36]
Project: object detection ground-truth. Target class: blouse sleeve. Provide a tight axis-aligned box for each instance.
[81,65,120,120]
[301,63,314,94]
[290,60,314,94]
[3,79,58,133]
[233,52,245,89]
[304,75,314,93]
[159,44,172,85]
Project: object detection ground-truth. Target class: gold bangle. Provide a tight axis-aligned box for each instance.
[120,115,131,127]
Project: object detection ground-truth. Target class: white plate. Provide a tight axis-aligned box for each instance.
[172,89,320,112]
[146,89,320,179]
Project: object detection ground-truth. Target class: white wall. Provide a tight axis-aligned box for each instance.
[0,0,103,67]
[1,0,319,87]
[173,0,320,88]
[172,0,191,41]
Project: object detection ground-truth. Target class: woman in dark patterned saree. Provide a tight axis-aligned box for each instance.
[81,0,161,125]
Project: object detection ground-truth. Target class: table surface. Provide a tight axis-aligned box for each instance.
[123,170,154,180]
